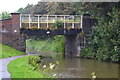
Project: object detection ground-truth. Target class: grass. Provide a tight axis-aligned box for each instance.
[8,55,47,78]
[26,35,64,58]
[0,43,25,59]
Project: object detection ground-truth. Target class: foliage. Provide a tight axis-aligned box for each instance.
[28,55,42,69]
[0,43,25,59]
[8,56,47,78]
[80,8,120,63]
[95,47,111,61]
[53,21,64,29]
[0,11,11,19]
[80,47,95,59]
[17,8,25,13]
[18,4,34,14]
[26,35,64,58]
[80,48,88,58]
[53,35,64,53]
[17,2,119,18]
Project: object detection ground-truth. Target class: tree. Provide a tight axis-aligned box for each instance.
[80,7,120,63]
[17,8,25,13]
[0,11,11,19]
[32,2,48,14]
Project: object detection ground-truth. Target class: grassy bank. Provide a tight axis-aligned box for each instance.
[8,55,47,78]
[0,43,25,59]
[26,35,64,58]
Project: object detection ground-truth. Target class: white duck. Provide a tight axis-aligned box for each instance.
[49,63,55,70]
[91,72,97,79]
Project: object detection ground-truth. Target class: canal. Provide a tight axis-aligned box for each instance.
[27,48,119,78]
[39,57,119,78]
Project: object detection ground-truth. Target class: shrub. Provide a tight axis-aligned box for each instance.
[80,48,88,58]
[80,47,95,59]
[111,54,120,63]
[53,35,64,53]
[53,21,64,29]
[28,55,41,68]
[81,8,120,63]
[96,47,111,61]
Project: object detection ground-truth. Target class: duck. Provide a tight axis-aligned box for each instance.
[49,63,55,70]
[43,65,47,68]
[53,73,57,76]
[91,72,97,79]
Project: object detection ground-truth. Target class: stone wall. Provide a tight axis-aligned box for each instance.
[76,14,98,54]
[0,13,26,52]
[82,14,98,34]
[65,35,78,57]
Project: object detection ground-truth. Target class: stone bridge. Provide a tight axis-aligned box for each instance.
[0,13,97,57]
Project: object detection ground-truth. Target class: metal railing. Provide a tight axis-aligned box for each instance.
[20,14,82,29]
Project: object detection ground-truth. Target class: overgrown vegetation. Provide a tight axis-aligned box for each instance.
[8,55,47,78]
[26,35,64,58]
[0,43,25,59]
[0,11,11,19]
[28,55,60,78]
[53,21,64,29]
[28,55,42,70]
[80,8,120,63]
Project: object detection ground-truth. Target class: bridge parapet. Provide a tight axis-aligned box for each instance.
[20,14,97,35]
[20,14,82,30]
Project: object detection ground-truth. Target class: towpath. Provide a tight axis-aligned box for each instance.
[0,55,26,79]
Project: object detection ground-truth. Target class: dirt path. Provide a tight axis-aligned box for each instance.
[0,55,26,79]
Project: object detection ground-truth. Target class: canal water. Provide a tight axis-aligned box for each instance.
[40,57,119,78]
[26,48,119,78]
